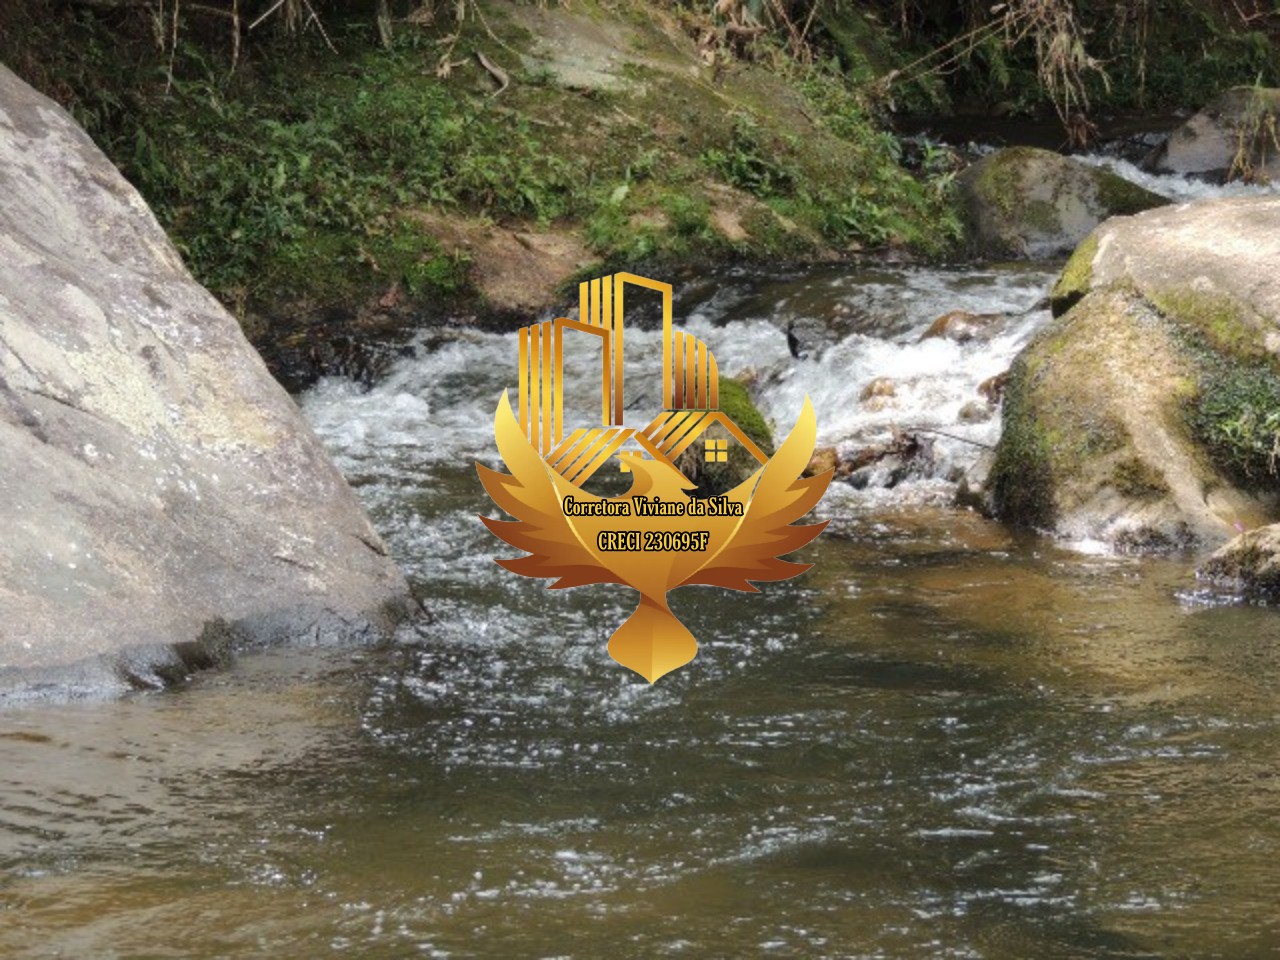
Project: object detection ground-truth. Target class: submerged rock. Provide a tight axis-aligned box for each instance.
[1145,87,1280,183]
[957,147,1168,259]
[919,310,1003,343]
[991,196,1280,549]
[0,67,411,700]
[843,430,936,490]
[1198,524,1280,601]
[957,400,992,424]
[859,377,897,401]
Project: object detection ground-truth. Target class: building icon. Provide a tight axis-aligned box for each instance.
[516,272,768,487]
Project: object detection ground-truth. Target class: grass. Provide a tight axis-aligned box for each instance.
[5,1,968,321]
[1189,362,1280,486]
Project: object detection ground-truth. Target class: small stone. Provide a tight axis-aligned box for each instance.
[859,377,896,401]
[805,446,838,478]
[978,371,1009,403]
[920,310,1003,343]
[958,400,992,423]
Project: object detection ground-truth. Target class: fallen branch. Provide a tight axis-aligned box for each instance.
[475,50,509,97]
[903,426,994,449]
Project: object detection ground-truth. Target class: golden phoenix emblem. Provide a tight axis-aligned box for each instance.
[478,272,833,682]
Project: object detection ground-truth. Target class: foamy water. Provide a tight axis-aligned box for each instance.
[1076,153,1279,202]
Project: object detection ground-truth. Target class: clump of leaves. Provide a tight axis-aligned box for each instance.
[112,42,585,302]
[1191,364,1280,485]
[702,112,797,198]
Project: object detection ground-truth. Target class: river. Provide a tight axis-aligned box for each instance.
[1,167,1279,958]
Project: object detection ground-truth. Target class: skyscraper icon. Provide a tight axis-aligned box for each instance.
[516,272,768,486]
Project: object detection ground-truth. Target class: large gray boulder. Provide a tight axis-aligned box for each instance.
[992,196,1280,549]
[1146,87,1280,183]
[0,67,411,701]
[957,147,1167,259]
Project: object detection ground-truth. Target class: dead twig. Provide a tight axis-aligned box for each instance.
[475,50,510,96]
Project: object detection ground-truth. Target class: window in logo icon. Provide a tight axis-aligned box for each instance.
[705,439,728,463]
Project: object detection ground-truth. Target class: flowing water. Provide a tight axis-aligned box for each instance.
[4,175,1280,958]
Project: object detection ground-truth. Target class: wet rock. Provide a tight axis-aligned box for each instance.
[408,211,594,314]
[1145,87,1280,183]
[954,449,996,513]
[844,430,936,490]
[992,196,1280,549]
[957,147,1168,259]
[1101,128,1172,166]
[978,370,1010,404]
[957,400,992,424]
[859,377,897,401]
[919,310,1004,343]
[806,446,839,478]
[786,317,837,360]
[0,67,411,700]
[1198,524,1280,601]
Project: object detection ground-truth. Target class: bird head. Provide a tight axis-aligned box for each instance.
[616,451,697,500]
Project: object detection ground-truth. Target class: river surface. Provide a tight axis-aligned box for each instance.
[3,170,1280,958]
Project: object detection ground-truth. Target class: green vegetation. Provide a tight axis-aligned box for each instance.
[1229,84,1280,182]
[1189,362,1280,486]
[872,0,1279,128]
[1152,287,1267,362]
[702,112,798,198]
[1,0,969,322]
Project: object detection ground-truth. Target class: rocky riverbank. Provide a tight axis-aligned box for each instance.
[0,66,411,701]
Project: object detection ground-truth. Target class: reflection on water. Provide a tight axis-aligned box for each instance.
[3,265,1280,958]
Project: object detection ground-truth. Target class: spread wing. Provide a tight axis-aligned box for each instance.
[684,396,832,591]
[477,392,623,589]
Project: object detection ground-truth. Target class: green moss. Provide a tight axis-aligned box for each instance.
[1022,199,1060,233]
[1187,361,1280,488]
[973,148,1034,217]
[990,356,1058,528]
[1050,231,1099,317]
[1095,173,1165,216]
[718,378,774,456]
[990,294,1143,528]
[1150,287,1266,362]
[1110,456,1169,499]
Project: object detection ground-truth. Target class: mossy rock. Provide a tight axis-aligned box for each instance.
[998,196,1280,549]
[1198,523,1280,601]
[1049,230,1099,317]
[957,147,1167,260]
[991,285,1274,547]
[676,378,775,497]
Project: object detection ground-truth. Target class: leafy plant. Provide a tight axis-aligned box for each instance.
[1192,364,1280,484]
[702,112,797,198]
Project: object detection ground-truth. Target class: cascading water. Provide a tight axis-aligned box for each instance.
[303,262,1056,523]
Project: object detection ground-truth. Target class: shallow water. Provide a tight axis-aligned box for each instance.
[4,509,1280,959]
[5,200,1280,957]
